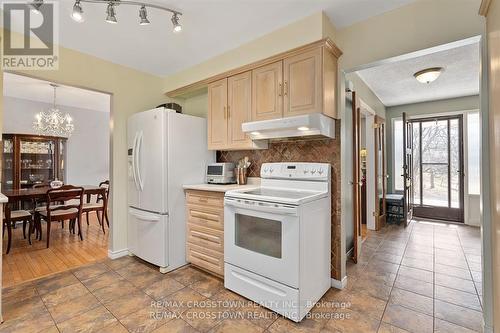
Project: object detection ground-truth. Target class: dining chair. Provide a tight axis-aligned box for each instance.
[82,180,109,233]
[34,185,84,248]
[3,209,33,254]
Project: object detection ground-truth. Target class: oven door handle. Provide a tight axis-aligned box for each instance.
[224,198,298,216]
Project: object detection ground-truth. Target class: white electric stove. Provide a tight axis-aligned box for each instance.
[224,162,331,322]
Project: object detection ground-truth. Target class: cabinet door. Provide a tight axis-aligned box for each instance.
[283,48,322,117]
[228,71,253,149]
[207,78,228,149]
[252,61,283,121]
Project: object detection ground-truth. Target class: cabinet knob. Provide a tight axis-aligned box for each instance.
[284,81,288,96]
[278,83,282,97]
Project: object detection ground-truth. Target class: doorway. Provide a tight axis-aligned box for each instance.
[410,115,465,222]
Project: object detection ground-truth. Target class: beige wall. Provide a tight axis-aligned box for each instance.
[0,29,169,254]
[163,12,324,93]
[180,90,208,118]
[485,0,500,330]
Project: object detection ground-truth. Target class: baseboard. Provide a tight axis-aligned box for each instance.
[331,276,347,289]
[107,248,129,260]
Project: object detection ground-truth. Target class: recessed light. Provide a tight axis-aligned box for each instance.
[297,127,309,131]
[250,131,260,135]
[414,67,443,84]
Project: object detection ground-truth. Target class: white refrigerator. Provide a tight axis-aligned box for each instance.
[127,107,214,273]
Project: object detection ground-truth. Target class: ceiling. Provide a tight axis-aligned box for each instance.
[356,42,480,107]
[4,0,416,76]
[3,73,111,112]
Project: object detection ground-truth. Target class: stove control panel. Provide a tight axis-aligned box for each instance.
[260,162,330,180]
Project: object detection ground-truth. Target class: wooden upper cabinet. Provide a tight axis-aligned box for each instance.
[252,61,283,121]
[207,78,228,150]
[228,71,253,149]
[283,48,322,117]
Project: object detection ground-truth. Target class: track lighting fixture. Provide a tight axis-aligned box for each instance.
[139,5,150,25]
[30,0,43,14]
[71,0,84,22]
[105,3,117,24]
[171,12,182,32]
[30,0,182,31]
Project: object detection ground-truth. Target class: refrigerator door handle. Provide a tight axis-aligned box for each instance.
[129,208,160,222]
[136,131,145,191]
[132,132,140,191]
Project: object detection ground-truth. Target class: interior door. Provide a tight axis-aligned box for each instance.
[251,61,283,121]
[402,112,414,227]
[374,116,387,230]
[351,91,362,263]
[283,48,322,117]
[228,71,252,148]
[208,78,228,149]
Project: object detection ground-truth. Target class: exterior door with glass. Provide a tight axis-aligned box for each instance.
[411,115,464,222]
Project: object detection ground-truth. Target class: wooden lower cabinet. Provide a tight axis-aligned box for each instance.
[185,190,224,277]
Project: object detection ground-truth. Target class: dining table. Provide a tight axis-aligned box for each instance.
[2,185,107,254]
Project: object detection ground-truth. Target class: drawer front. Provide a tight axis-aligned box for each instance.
[187,204,224,230]
[186,190,224,208]
[187,223,224,252]
[187,243,224,276]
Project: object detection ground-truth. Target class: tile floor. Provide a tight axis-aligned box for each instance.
[0,220,483,333]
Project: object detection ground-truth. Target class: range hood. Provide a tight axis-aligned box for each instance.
[242,113,335,140]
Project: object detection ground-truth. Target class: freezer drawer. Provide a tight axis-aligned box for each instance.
[128,207,168,267]
[224,263,304,322]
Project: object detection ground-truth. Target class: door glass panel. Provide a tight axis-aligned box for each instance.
[421,120,448,164]
[20,139,55,188]
[235,213,282,258]
[2,138,14,190]
[412,124,421,205]
[467,112,480,195]
[393,119,404,191]
[450,119,460,208]
[422,164,448,207]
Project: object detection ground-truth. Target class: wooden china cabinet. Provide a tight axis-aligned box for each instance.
[2,134,67,191]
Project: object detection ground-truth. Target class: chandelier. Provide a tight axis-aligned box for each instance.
[33,84,75,137]
[30,0,182,32]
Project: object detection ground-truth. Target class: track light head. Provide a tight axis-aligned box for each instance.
[139,5,150,25]
[30,0,43,14]
[106,3,117,24]
[171,13,181,32]
[71,0,84,22]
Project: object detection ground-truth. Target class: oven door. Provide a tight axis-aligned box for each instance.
[224,197,300,288]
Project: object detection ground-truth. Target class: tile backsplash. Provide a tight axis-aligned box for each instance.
[217,123,342,280]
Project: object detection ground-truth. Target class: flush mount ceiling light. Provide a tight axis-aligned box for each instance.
[30,0,182,32]
[414,67,444,84]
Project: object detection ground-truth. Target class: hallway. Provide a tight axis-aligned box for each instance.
[336,220,483,332]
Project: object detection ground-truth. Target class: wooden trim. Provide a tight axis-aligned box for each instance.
[479,0,492,16]
[166,38,342,98]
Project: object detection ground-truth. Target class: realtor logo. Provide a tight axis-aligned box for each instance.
[1,1,59,70]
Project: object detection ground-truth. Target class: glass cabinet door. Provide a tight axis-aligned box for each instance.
[19,138,56,188]
[2,137,14,190]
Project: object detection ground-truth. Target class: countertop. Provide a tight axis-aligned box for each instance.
[183,177,260,193]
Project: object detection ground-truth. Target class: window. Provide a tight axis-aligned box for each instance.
[393,119,403,191]
[467,112,480,195]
